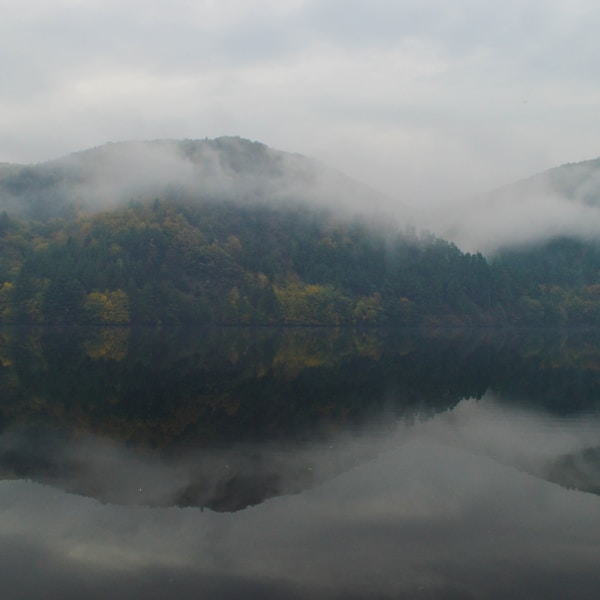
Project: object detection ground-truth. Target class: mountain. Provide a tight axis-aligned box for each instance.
[0,137,396,222]
[0,137,492,327]
[426,156,600,254]
[1,137,600,327]
[4,139,600,255]
[523,157,600,206]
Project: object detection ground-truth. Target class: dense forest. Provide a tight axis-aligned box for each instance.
[1,137,600,327]
[0,197,599,326]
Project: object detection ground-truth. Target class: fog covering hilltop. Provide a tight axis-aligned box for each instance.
[5,136,600,256]
[0,137,397,222]
[2,138,600,327]
[426,156,600,254]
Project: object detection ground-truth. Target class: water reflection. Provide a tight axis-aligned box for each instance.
[1,326,490,509]
[2,399,600,599]
[1,327,600,598]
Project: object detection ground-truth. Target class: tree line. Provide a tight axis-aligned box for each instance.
[0,198,599,326]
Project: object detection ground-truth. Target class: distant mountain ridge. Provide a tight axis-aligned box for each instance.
[422,155,600,253]
[5,138,600,255]
[501,156,600,206]
[0,137,394,222]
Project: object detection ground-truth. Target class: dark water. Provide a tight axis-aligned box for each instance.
[1,327,600,598]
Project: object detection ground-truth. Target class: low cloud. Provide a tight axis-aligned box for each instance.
[6,136,600,254]
[421,187,600,254]
[416,160,600,253]
[0,137,399,224]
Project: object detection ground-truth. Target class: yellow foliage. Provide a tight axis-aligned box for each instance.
[274,279,350,324]
[353,293,382,323]
[226,234,242,252]
[0,282,14,321]
[83,328,129,361]
[83,289,130,324]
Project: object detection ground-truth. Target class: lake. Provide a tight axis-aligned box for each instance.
[1,326,600,599]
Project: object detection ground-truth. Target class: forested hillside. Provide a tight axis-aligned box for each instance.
[1,138,600,327]
[0,198,484,325]
[0,197,599,326]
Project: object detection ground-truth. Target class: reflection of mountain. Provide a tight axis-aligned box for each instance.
[0,428,314,511]
[0,327,489,446]
[545,447,600,495]
[0,327,484,510]
[4,435,600,600]
[1,328,600,509]
[416,395,600,501]
[2,327,600,441]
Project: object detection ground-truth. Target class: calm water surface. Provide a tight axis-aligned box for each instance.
[1,327,600,599]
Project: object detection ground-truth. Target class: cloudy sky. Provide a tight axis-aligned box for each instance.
[2,0,600,208]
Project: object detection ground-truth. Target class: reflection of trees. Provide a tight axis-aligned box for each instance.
[83,328,129,361]
[0,327,600,447]
[487,330,600,414]
[1,327,600,510]
[545,446,600,496]
[0,327,476,443]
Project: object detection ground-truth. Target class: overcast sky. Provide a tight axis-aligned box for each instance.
[2,0,600,208]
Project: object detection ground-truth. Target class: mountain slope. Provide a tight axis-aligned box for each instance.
[1,138,600,326]
[0,195,494,326]
[0,137,395,222]
[426,156,600,254]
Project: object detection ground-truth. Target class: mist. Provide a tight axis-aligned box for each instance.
[415,161,600,254]
[419,187,600,255]
[0,138,397,223]
[3,0,600,260]
[5,136,600,255]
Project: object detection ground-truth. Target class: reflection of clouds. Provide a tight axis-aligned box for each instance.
[0,480,233,577]
[0,426,400,510]
[3,400,600,598]
[415,394,600,478]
